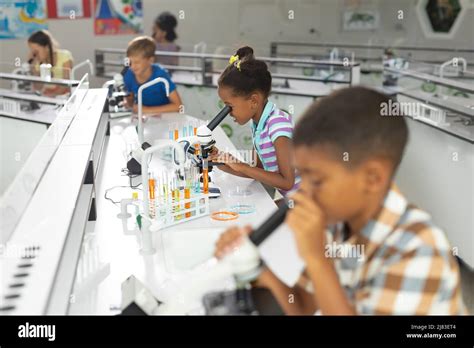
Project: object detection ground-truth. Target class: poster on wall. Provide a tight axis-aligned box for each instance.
[47,0,91,19]
[93,0,143,35]
[342,10,380,31]
[0,0,48,39]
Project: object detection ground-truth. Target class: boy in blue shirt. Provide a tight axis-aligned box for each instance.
[124,36,182,116]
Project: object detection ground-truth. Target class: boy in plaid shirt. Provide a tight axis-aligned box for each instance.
[215,86,466,315]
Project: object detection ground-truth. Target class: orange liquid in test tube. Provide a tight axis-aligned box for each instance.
[202,169,209,194]
[148,178,156,218]
[149,179,155,199]
[174,129,179,140]
[184,187,191,218]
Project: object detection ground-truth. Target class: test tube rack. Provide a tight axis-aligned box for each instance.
[118,193,210,233]
[149,192,210,231]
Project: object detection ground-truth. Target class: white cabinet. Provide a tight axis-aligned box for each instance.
[396,118,474,268]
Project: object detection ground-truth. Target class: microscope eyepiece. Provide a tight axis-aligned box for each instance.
[207,105,232,131]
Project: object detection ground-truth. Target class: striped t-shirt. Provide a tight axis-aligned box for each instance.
[251,101,301,196]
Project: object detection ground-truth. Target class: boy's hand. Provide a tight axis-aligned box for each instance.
[132,104,161,118]
[286,192,327,263]
[214,225,252,259]
[132,104,150,114]
[131,114,147,122]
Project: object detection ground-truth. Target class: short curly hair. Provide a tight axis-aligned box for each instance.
[294,86,409,171]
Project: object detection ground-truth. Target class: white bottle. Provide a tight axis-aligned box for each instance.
[40,63,52,81]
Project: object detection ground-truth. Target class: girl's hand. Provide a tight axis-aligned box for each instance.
[286,191,327,263]
[42,87,56,97]
[214,225,252,259]
[30,62,40,75]
[27,52,35,64]
[208,146,220,161]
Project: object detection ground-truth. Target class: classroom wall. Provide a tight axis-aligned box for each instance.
[1,0,473,85]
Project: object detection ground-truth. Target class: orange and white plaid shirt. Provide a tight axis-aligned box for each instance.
[298,184,466,315]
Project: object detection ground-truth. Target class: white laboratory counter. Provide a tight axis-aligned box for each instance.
[0,87,109,315]
[0,102,60,125]
[69,113,303,315]
[0,88,67,107]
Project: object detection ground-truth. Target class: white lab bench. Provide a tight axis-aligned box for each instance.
[68,113,303,315]
[0,100,60,125]
[0,86,109,315]
[0,91,73,195]
[0,88,66,107]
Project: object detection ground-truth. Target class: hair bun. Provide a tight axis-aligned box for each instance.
[157,12,177,29]
[235,46,254,61]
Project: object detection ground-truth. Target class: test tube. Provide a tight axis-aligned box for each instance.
[169,175,173,215]
[193,120,198,136]
[180,174,186,219]
[193,166,200,194]
[184,167,191,188]
[182,126,187,138]
[157,176,164,218]
[168,124,174,140]
[202,159,209,195]
[161,172,166,203]
[168,176,173,221]
[174,123,179,140]
[188,123,194,137]
[180,173,186,219]
[184,167,192,218]
[164,172,170,222]
[173,177,181,220]
[148,176,156,219]
[184,187,191,218]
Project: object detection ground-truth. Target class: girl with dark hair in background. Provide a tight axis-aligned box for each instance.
[27,30,74,96]
[152,11,180,66]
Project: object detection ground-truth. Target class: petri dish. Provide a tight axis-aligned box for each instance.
[229,204,256,215]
